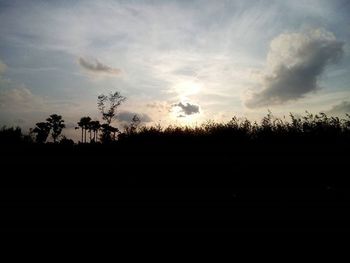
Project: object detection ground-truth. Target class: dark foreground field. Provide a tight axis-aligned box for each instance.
[1,118,350,259]
[2,139,349,233]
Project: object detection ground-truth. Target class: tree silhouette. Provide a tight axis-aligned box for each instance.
[110,126,119,141]
[32,122,51,143]
[98,92,126,125]
[77,117,91,143]
[97,91,125,142]
[46,114,65,143]
[89,120,101,142]
[88,121,92,142]
[100,124,119,143]
[77,119,84,143]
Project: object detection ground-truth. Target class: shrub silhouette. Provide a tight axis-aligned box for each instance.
[0,126,32,145]
[124,114,141,135]
[59,136,74,146]
[115,111,350,151]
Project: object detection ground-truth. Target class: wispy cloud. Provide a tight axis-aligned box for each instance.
[245,29,344,108]
[78,57,121,76]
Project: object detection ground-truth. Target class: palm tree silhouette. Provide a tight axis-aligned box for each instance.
[110,126,119,141]
[89,120,101,142]
[46,114,65,143]
[77,117,91,143]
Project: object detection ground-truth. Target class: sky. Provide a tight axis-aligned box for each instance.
[0,0,350,139]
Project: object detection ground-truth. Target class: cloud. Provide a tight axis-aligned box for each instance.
[0,87,45,111]
[0,85,81,128]
[0,62,47,122]
[65,122,78,129]
[245,29,344,108]
[78,57,121,76]
[326,101,350,116]
[173,102,200,116]
[146,101,171,113]
[117,111,152,123]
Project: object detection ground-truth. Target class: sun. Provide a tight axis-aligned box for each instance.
[173,80,202,98]
[169,80,202,124]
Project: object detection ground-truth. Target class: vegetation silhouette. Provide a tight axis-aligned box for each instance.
[1,91,350,233]
[0,99,350,235]
[1,90,349,147]
[0,126,31,145]
[97,91,126,143]
[77,116,92,143]
[4,111,349,147]
[46,114,65,143]
[89,120,101,143]
[31,122,51,143]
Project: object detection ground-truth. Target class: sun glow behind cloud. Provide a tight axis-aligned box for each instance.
[174,80,202,99]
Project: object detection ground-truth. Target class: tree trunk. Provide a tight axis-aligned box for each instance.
[81,128,83,143]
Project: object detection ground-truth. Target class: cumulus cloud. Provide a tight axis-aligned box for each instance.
[326,101,350,116]
[78,57,121,76]
[117,111,152,123]
[245,29,344,108]
[173,102,200,116]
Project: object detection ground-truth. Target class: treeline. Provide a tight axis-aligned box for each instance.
[1,90,350,146]
[2,111,350,146]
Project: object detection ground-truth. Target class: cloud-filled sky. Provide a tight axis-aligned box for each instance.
[0,0,350,138]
